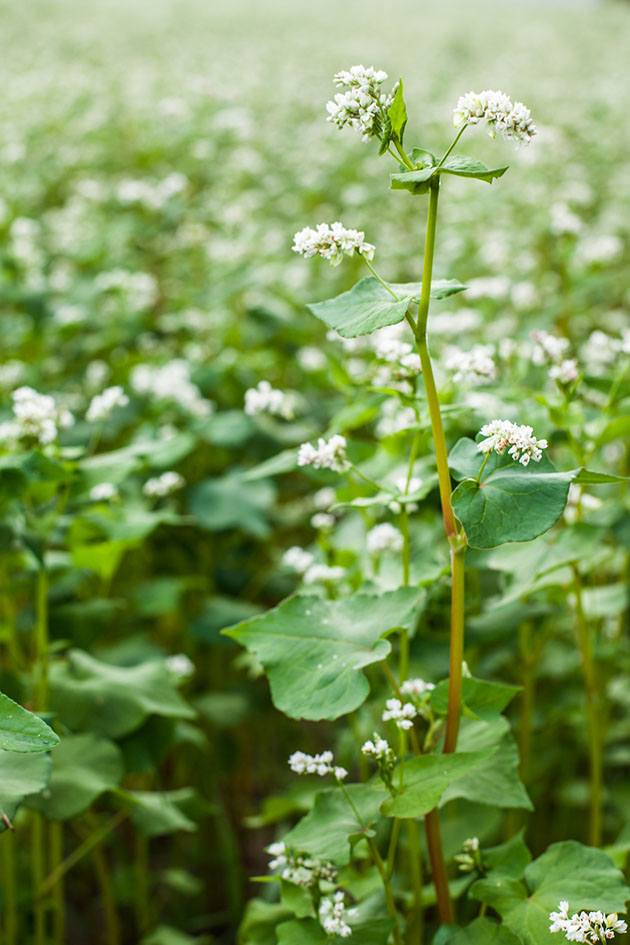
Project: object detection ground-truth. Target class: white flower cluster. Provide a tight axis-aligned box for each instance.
[116,172,187,210]
[302,563,345,585]
[382,697,417,731]
[549,901,627,942]
[361,733,394,764]
[477,419,548,466]
[455,836,482,873]
[326,65,393,142]
[400,678,435,698]
[581,330,627,373]
[2,386,74,446]
[366,523,404,555]
[376,400,417,438]
[166,653,195,679]
[298,434,349,472]
[453,89,536,143]
[86,385,129,422]
[288,750,347,780]
[244,380,294,419]
[531,330,579,385]
[89,482,118,502]
[319,891,356,938]
[266,841,337,888]
[444,344,497,384]
[292,222,374,267]
[143,470,185,497]
[371,327,421,383]
[282,546,314,574]
[131,360,213,417]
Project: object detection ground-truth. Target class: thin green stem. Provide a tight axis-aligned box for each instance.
[32,814,47,945]
[406,819,424,944]
[34,566,49,710]
[39,811,128,896]
[2,829,18,945]
[392,139,415,170]
[572,564,603,846]
[92,843,121,945]
[363,257,401,300]
[134,833,150,935]
[349,463,396,496]
[436,126,467,168]
[50,822,65,945]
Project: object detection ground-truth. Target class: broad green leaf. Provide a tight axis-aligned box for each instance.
[387,79,407,142]
[281,879,315,918]
[141,925,205,945]
[307,277,466,339]
[441,718,532,811]
[0,691,59,753]
[451,448,575,549]
[50,650,195,738]
[448,918,521,945]
[188,473,276,537]
[284,783,388,864]
[26,733,123,820]
[123,787,197,837]
[239,898,293,945]
[382,751,490,818]
[390,165,436,195]
[483,831,533,880]
[573,468,628,484]
[277,916,391,945]
[222,589,421,720]
[471,841,630,945]
[431,677,520,720]
[241,449,298,482]
[0,749,51,830]
[449,437,485,481]
[438,154,508,183]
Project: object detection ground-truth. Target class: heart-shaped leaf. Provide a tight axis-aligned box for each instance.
[284,783,388,865]
[277,916,392,945]
[431,676,520,720]
[0,691,59,753]
[446,918,522,945]
[307,277,466,338]
[223,589,421,720]
[471,841,630,945]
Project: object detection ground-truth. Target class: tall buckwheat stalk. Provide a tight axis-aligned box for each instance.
[226,66,629,944]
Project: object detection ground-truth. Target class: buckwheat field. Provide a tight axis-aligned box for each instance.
[0,1,628,943]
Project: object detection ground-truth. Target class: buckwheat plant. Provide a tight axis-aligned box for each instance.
[224,67,629,943]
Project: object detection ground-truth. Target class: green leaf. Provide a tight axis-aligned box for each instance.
[284,783,388,865]
[222,589,421,720]
[0,691,59,753]
[446,918,521,945]
[277,916,392,945]
[307,277,466,339]
[441,718,532,811]
[50,650,195,738]
[390,165,436,195]
[281,879,315,918]
[123,787,198,837]
[431,677,520,720]
[388,79,407,142]
[0,749,51,830]
[573,468,628,484]
[438,154,508,183]
[142,925,210,945]
[471,841,630,945]
[482,831,533,880]
[449,437,485,481]
[451,446,575,549]
[188,473,276,537]
[382,752,490,818]
[26,733,123,820]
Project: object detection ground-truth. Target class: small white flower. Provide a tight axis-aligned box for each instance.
[86,385,129,423]
[531,330,571,366]
[319,890,355,938]
[327,65,394,142]
[400,678,435,698]
[361,734,393,762]
[143,471,185,497]
[550,359,579,384]
[11,386,74,445]
[577,234,623,265]
[288,750,347,779]
[302,563,345,585]
[549,901,627,942]
[292,222,374,267]
[453,89,536,143]
[282,546,315,574]
[313,487,336,510]
[366,523,404,555]
[477,419,548,466]
[244,380,294,419]
[382,697,417,731]
[444,344,496,384]
[298,434,349,472]
[311,512,336,531]
[550,203,582,236]
[166,653,195,678]
[376,401,417,437]
[89,482,118,502]
[297,346,327,372]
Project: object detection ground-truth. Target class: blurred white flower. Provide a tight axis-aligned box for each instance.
[444,344,496,384]
[166,653,195,679]
[89,482,118,502]
[131,360,213,417]
[11,386,74,445]
[400,678,435,697]
[86,385,129,422]
[313,486,336,510]
[311,511,335,530]
[319,891,356,938]
[302,563,345,585]
[550,359,579,384]
[143,471,185,497]
[282,546,315,574]
[550,203,582,236]
[366,523,404,555]
[298,434,348,472]
[577,234,623,265]
[531,330,571,365]
[244,380,294,419]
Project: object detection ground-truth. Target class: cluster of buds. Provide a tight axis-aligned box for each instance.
[266,841,337,889]
[326,66,395,142]
[455,836,484,874]
[288,750,347,781]
[549,901,627,942]
[361,733,396,787]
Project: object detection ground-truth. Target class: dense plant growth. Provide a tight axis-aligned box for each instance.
[0,2,628,944]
